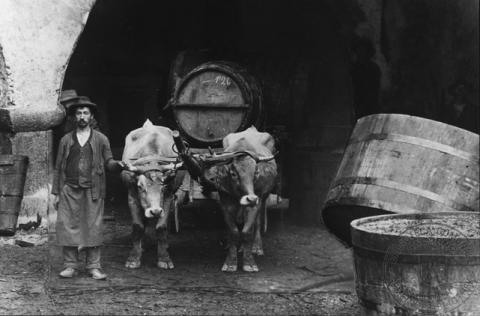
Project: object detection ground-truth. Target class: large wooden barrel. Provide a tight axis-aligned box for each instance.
[351,212,480,315]
[322,114,479,244]
[171,61,263,147]
[0,155,29,236]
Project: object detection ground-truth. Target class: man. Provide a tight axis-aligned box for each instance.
[58,89,99,134]
[350,37,382,121]
[441,80,479,134]
[52,95,125,280]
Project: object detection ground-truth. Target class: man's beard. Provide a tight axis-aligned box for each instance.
[77,120,89,128]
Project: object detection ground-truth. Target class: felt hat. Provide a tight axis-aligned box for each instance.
[67,96,98,115]
[59,89,81,110]
[59,89,79,103]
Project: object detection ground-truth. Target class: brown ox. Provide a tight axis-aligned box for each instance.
[121,120,185,269]
[174,126,277,272]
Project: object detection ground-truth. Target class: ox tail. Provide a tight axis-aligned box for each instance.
[174,197,180,233]
[263,200,268,233]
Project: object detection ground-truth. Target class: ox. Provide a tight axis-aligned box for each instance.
[121,120,185,269]
[174,126,277,272]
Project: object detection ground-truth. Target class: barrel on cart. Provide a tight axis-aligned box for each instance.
[170,61,263,148]
[322,114,479,244]
[0,155,29,236]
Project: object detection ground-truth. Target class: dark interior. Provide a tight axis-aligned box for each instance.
[59,0,367,224]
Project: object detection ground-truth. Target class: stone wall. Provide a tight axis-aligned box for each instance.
[0,0,96,223]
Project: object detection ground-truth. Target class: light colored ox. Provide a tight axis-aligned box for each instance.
[121,120,185,269]
[174,126,278,272]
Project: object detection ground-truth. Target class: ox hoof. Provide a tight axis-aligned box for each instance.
[157,260,174,269]
[242,264,259,272]
[221,264,237,272]
[125,259,141,269]
[252,246,264,256]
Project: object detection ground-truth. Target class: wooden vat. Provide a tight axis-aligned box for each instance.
[351,212,480,315]
[171,61,263,147]
[323,114,479,244]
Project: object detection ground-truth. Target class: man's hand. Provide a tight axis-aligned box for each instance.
[52,194,59,210]
[119,161,138,172]
[117,161,127,170]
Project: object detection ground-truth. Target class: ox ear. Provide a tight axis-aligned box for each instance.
[207,164,231,193]
[120,170,137,186]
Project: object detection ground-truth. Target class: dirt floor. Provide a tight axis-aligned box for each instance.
[0,210,360,315]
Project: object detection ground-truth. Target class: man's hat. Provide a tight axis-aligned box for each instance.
[67,96,97,115]
[59,89,81,110]
[59,90,97,115]
[59,89,79,103]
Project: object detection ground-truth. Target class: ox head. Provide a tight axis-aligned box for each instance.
[190,151,276,207]
[221,152,276,206]
[122,159,182,218]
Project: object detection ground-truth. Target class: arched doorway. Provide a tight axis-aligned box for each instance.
[60,0,357,224]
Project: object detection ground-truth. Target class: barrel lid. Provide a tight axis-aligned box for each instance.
[171,62,262,147]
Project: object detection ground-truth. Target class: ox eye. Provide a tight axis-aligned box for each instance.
[229,168,237,178]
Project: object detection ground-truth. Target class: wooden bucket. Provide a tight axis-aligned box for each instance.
[0,155,29,236]
[351,212,480,315]
[171,61,263,147]
[322,114,479,244]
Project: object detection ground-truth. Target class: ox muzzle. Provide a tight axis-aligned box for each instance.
[240,194,259,206]
[145,207,165,218]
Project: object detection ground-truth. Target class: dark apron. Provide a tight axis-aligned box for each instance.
[56,185,104,247]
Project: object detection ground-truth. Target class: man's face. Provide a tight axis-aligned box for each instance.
[75,107,93,128]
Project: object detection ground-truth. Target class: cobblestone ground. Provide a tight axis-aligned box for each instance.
[0,214,360,315]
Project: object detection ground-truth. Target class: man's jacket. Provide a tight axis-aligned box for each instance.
[52,130,118,200]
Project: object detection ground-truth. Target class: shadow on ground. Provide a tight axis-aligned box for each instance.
[1,207,359,315]
[48,208,355,294]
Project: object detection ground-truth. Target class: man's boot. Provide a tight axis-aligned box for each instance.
[59,267,78,278]
[88,268,107,280]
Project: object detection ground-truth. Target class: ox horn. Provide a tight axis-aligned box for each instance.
[160,162,184,171]
[123,161,144,173]
[257,155,275,162]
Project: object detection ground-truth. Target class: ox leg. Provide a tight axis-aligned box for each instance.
[252,210,264,256]
[220,197,239,272]
[125,189,144,269]
[156,205,174,269]
[241,206,260,272]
